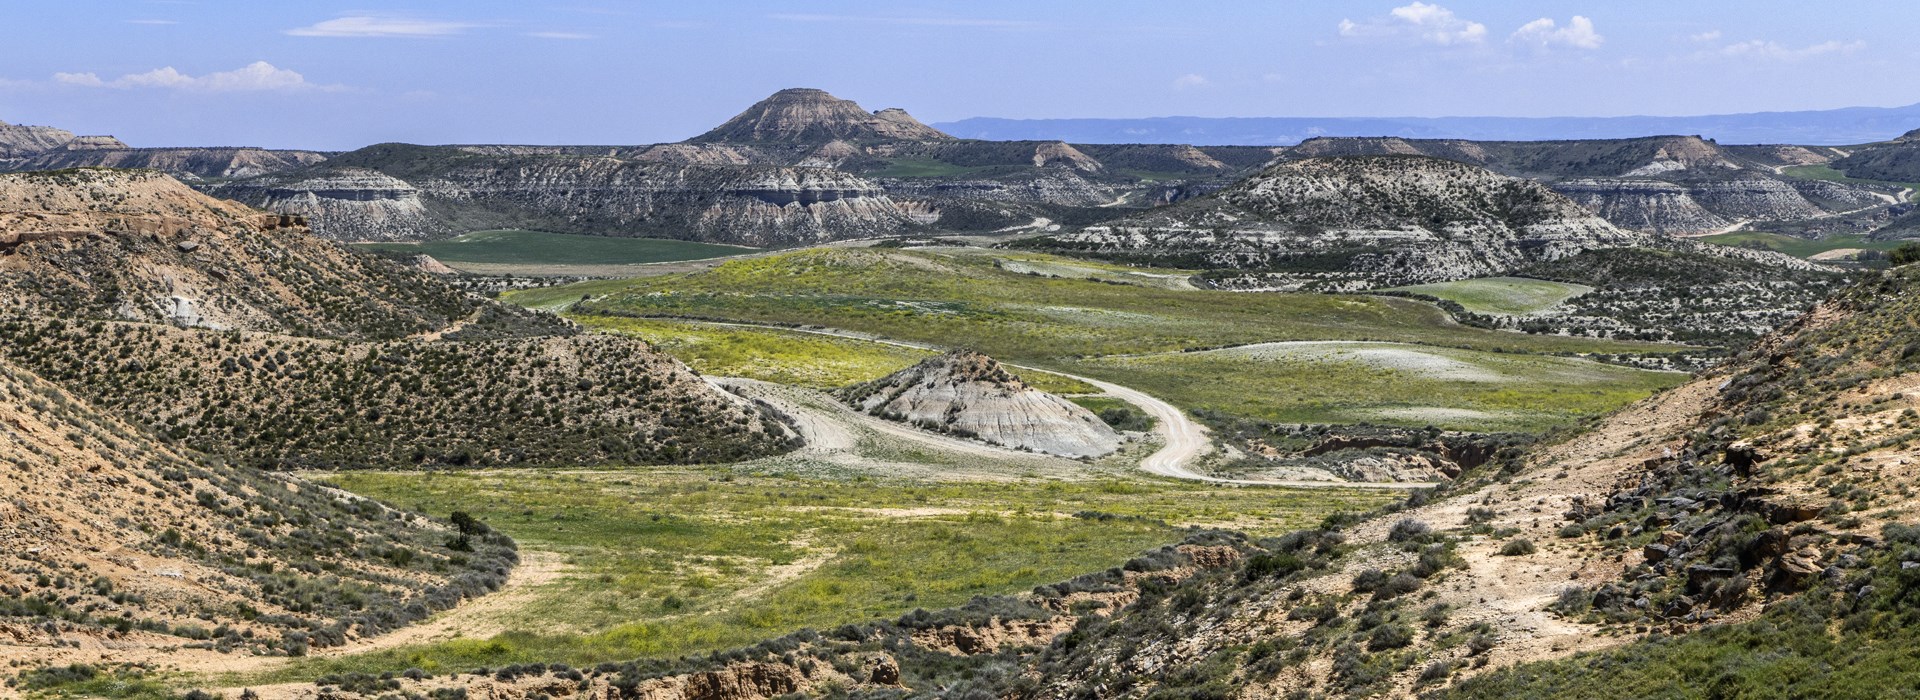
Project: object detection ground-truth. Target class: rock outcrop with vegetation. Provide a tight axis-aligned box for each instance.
[841,350,1121,458]
[1029,155,1644,290]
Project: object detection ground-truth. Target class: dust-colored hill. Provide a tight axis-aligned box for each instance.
[0,354,517,660]
[0,318,796,469]
[1029,155,1643,290]
[0,168,554,340]
[0,119,78,158]
[840,349,1121,458]
[690,88,954,144]
[0,167,798,469]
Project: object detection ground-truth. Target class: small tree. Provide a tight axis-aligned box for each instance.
[1891,242,1920,266]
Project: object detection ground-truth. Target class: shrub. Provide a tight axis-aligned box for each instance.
[1499,539,1537,556]
[1368,623,1415,651]
[1388,519,1432,543]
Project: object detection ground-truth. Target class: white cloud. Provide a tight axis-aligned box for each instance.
[1338,2,1486,46]
[1172,73,1210,90]
[1716,39,1864,60]
[54,72,107,87]
[769,14,1038,29]
[528,31,596,40]
[286,16,477,38]
[53,62,336,92]
[1690,30,1722,43]
[1510,16,1603,50]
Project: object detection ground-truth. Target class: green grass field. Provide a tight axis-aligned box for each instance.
[250,468,1394,681]
[576,316,931,389]
[576,316,1096,394]
[509,248,1677,361]
[1781,164,1920,202]
[1384,277,1593,316]
[1696,231,1906,259]
[506,248,1687,433]
[355,230,752,268]
[863,158,999,178]
[1080,342,1683,433]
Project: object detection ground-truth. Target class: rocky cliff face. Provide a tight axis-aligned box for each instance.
[7,146,329,181]
[1035,155,1644,290]
[1278,135,1895,235]
[841,350,1121,458]
[210,166,445,241]
[1552,178,1731,234]
[214,148,925,245]
[691,87,954,143]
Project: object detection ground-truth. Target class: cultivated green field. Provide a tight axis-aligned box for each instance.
[356,230,751,269]
[1384,277,1592,316]
[259,467,1394,679]
[1696,231,1906,259]
[1082,342,1683,433]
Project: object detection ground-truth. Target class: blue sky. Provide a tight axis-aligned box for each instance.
[1,1,1914,149]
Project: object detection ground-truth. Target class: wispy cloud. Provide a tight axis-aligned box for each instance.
[1172,74,1211,90]
[1690,30,1722,43]
[1339,2,1486,46]
[53,61,340,92]
[528,31,596,40]
[1713,39,1865,60]
[769,13,1039,29]
[286,16,478,38]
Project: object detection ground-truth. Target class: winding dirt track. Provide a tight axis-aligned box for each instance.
[682,320,1430,489]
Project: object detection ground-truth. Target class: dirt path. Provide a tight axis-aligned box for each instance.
[318,550,569,658]
[690,321,1428,489]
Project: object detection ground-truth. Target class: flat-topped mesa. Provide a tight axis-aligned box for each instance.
[689,88,954,144]
[60,135,131,151]
[839,349,1122,459]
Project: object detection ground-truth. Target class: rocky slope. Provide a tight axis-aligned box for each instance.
[840,350,1121,458]
[0,119,78,157]
[0,168,536,339]
[0,318,795,469]
[1832,137,1920,182]
[0,354,517,660]
[1280,135,1896,235]
[3,146,329,181]
[690,87,954,144]
[212,144,924,245]
[0,167,798,468]
[1028,155,1644,290]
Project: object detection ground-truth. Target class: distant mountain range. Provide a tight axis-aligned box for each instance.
[934,102,1920,147]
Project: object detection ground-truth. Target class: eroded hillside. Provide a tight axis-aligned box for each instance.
[0,356,517,663]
